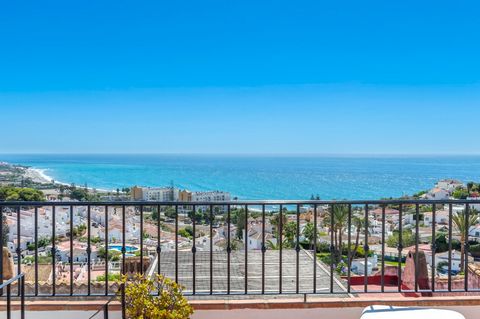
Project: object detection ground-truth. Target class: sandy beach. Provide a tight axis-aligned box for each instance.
[23,167,53,184]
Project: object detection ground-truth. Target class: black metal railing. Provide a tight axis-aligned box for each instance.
[0,273,26,319]
[1,199,480,298]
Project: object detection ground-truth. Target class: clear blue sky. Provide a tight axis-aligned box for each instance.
[1,1,479,154]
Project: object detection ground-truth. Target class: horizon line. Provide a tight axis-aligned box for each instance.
[1,152,480,157]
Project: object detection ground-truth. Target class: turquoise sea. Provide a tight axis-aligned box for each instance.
[1,154,480,200]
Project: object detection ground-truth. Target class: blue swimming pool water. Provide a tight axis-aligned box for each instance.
[109,245,138,252]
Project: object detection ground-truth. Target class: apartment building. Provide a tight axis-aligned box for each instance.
[131,186,179,201]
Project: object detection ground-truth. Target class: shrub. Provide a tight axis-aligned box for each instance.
[434,234,461,253]
[316,241,331,253]
[118,274,193,319]
[96,273,121,282]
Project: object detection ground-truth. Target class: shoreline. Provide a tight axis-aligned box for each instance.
[6,162,113,192]
[24,167,54,184]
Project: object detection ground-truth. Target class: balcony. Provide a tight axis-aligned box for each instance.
[1,199,480,318]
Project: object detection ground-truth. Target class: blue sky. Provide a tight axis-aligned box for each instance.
[1,1,479,154]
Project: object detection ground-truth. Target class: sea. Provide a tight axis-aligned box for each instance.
[1,154,480,200]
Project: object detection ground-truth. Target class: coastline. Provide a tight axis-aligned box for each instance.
[2,162,112,192]
[1,155,479,200]
[24,167,54,184]
[25,166,112,192]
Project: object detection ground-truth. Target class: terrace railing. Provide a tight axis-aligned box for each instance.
[0,273,26,319]
[1,199,480,298]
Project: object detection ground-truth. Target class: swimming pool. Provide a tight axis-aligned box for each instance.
[108,245,139,253]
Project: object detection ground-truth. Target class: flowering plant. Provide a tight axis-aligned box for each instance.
[118,274,193,319]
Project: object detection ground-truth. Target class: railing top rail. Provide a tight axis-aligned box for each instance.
[1,199,480,206]
[0,273,24,289]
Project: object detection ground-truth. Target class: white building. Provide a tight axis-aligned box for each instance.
[191,191,231,202]
[426,188,450,200]
[428,250,471,273]
[132,186,179,201]
[55,241,99,263]
[436,179,464,193]
[242,229,276,250]
[469,225,480,239]
[350,256,377,276]
[466,196,480,211]
[423,210,449,227]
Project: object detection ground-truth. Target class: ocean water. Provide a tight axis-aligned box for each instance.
[1,154,480,200]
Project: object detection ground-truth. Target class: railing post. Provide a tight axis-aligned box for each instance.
[279,204,283,293]
[7,283,11,319]
[226,204,230,294]
[364,204,369,293]
[209,204,213,294]
[121,282,126,319]
[16,206,21,297]
[295,204,300,294]
[69,205,73,296]
[244,204,248,294]
[140,205,144,275]
[261,204,266,295]
[329,204,334,293]
[34,206,39,296]
[103,303,109,319]
[175,205,179,283]
[448,203,453,292]
[105,205,109,295]
[347,204,352,294]
[397,204,403,292]
[21,274,25,319]
[465,203,470,292]
[87,205,92,296]
[52,205,56,296]
[192,205,197,294]
[381,206,386,293]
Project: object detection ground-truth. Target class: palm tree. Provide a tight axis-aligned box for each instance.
[348,216,365,268]
[467,182,474,193]
[324,204,349,262]
[302,222,316,250]
[270,212,288,238]
[283,221,297,247]
[452,209,478,271]
[266,239,289,250]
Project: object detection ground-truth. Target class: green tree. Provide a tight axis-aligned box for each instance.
[0,187,45,246]
[164,207,177,219]
[178,226,193,239]
[386,229,415,248]
[187,209,203,224]
[0,186,44,201]
[453,187,470,200]
[69,188,90,201]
